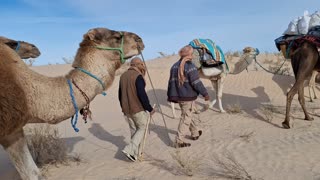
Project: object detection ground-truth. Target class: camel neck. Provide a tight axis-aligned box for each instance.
[74,67,107,96]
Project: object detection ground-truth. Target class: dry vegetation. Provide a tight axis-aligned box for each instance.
[209,151,258,180]
[25,125,83,168]
[264,53,292,76]
[170,150,201,176]
[226,102,243,114]
[259,103,277,122]
[239,131,255,142]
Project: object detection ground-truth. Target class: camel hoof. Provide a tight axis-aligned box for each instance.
[220,110,226,113]
[305,116,314,121]
[194,110,200,114]
[282,122,291,129]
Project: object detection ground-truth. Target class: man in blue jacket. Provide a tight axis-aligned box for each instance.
[167,45,209,148]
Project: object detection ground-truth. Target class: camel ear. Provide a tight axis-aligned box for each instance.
[4,41,17,49]
[84,29,102,42]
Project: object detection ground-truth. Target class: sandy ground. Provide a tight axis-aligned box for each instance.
[1,54,320,180]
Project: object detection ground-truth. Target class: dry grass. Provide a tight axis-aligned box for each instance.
[209,151,257,180]
[25,125,83,168]
[268,64,291,76]
[259,104,277,122]
[239,131,255,142]
[226,102,243,114]
[170,150,201,176]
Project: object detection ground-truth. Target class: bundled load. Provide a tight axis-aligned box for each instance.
[275,10,320,58]
[188,38,229,76]
[283,10,320,35]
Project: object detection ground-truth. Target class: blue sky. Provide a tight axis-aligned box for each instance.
[1,0,320,65]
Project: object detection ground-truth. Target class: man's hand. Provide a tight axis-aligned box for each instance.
[204,95,210,101]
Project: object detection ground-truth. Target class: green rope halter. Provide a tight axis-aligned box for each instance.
[94,32,126,64]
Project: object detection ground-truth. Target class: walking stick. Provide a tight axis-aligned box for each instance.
[138,104,156,161]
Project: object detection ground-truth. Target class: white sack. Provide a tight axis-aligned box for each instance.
[309,11,320,29]
[298,11,311,34]
[283,18,299,35]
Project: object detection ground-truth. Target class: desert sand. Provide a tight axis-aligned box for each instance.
[1,54,320,180]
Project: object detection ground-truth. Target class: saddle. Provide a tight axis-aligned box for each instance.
[196,48,224,68]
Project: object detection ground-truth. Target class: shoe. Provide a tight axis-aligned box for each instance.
[191,130,202,140]
[122,150,136,162]
[175,142,191,148]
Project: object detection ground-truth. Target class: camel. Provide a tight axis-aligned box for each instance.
[171,47,259,118]
[0,36,40,59]
[283,41,320,129]
[0,28,144,180]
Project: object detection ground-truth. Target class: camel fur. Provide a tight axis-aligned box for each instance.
[0,27,144,180]
[171,47,259,118]
[0,36,40,59]
[283,41,320,129]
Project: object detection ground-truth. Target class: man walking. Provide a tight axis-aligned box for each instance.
[118,57,155,162]
[167,45,209,148]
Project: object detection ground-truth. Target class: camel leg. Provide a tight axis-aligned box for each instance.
[283,85,298,129]
[308,85,313,102]
[171,102,177,119]
[312,85,317,99]
[217,77,225,113]
[308,71,317,102]
[283,72,309,129]
[208,80,217,109]
[311,71,318,100]
[0,130,42,180]
[298,86,313,121]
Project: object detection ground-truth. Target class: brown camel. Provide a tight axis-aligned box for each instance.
[283,41,320,129]
[171,47,259,118]
[0,36,40,59]
[0,28,144,180]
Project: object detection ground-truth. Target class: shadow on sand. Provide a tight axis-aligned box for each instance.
[205,86,283,128]
[88,123,128,161]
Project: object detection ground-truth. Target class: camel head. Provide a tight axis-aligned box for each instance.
[243,46,259,56]
[229,46,259,74]
[0,36,41,59]
[77,28,144,68]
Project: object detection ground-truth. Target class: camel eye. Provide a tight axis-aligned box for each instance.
[116,34,122,40]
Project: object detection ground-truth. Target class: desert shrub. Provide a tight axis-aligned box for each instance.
[259,104,278,122]
[226,103,242,114]
[25,125,81,167]
[210,151,256,180]
[170,150,201,176]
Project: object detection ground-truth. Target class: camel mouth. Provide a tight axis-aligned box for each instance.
[124,52,142,60]
[30,52,41,58]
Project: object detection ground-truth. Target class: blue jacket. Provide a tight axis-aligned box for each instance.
[167,60,208,102]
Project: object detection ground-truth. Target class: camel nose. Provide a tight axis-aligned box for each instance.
[135,37,144,50]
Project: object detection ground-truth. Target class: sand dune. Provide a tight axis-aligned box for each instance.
[1,54,320,180]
